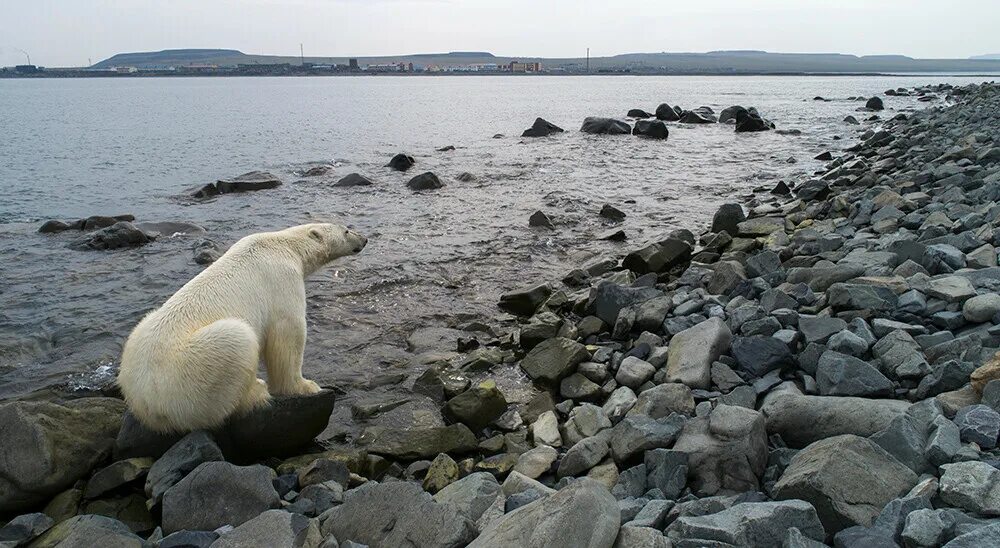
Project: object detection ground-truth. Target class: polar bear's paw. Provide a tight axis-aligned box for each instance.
[293,378,323,395]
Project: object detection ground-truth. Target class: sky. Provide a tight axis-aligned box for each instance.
[2,0,998,67]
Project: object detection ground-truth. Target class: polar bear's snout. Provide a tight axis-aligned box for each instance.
[347,229,368,253]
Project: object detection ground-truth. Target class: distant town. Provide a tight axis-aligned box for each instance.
[4,48,1000,78]
[1,59,548,78]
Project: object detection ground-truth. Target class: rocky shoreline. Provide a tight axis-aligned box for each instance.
[4,82,1000,547]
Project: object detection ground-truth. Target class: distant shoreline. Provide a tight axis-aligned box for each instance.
[3,71,1000,80]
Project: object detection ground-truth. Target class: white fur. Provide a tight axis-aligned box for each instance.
[118,223,367,433]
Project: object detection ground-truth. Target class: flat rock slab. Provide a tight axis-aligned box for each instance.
[760,393,910,448]
[114,389,335,461]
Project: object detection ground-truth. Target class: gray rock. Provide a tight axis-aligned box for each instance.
[870,415,930,474]
[783,526,828,547]
[513,446,558,479]
[468,478,620,548]
[0,398,124,513]
[145,432,225,508]
[872,330,931,379]
[298,458,350,489]
[673,405,767,495]
[520,337,590,385]
[444,380,508,432]
[333,172,374,187]
[84,457,154,499]
[628,499,672,529]
[68,221,155,250]
[926,414,961,466]
[665,317,732,389]
[499,284,552,316]
[364,424,478,459]
[407,172,445,190]
[827,283,897,312]
[612,464,648,499]
[161,462,280,534]
[0,512,53,546]
[832,525,897,547]
[609,415,686,463]
[603,387,638,423]
[644,449,688,499]
[942,522,1000,547]
[558,436,610,477]
[963,293,1000,323]
[433,472,503,526]
[321,481,476,548]
[562,403,613,446]
[816,351,893,397]
[593,282,662,325]
[159,531,220,548]
[298,480,344,515]
[731,336,795,377]
[901,508,947,548]
[613,526,670,548]
[210,509,320,548]
[798,316,848,344]
[827,330,869,358]
[616,357,656,389]
[954,404,1000,448]
[773,435,918,534]
[581,117,632,135]
[939,461,1000,515]
[927,276,977,303]
[628,383,695,418]
[761,393,910,447]
[665,500,826,548]
[28,515,146,548]
[561,374,601,400]
[532,411,562,447]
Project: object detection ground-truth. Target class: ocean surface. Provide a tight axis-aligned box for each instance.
[0,74,991,422]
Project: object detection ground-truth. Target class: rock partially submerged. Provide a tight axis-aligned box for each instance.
[581,117,631,135]
[193,170,283,198]
[632,120,669,139]
[387,153,416,172]
[68,221,155,251]
[407,171,445,190]
[522,117,565,137]
[334,172,374,187]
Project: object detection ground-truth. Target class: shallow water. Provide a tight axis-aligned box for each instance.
[0,74,990,407]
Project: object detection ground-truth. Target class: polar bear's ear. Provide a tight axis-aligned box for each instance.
[309,228,324,242]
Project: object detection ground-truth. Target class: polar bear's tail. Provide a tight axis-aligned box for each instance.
[120,318,269,433]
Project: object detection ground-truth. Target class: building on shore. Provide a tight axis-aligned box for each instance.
[508,61,542,73]
[364,62,412,73]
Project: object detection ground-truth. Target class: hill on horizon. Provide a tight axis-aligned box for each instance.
[91,48,1000,74]
[971,54,1000,60]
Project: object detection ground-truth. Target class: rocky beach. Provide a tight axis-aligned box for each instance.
[4,81,1000,547]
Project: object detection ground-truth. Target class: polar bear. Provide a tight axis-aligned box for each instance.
[117,223,368,433]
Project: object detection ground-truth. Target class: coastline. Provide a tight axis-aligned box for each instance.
[3,82,1000,546]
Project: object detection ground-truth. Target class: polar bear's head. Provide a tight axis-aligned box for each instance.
[285,223,367,274]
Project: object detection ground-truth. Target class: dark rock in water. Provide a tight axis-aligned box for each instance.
[407,172,444,190]
[719,105,749,124]
[795,180,831,201]
[445,380,508,432]
[528,210,554,229]
[522,117,564,137]
[600,229,627,241]
[627,109,654,118]
[194,170,283,198]
[656,103,681,121]
[679,107,717,124]
[29,515,146,547]
[623,238,692,275]
[581,117,631,135]
[437,145,456,151]
[193,239,222,265]
[320,481,477,548]
[334,173,374,187]
[300,165,332,177]
[711,203,746,235]
[38,219,75,233]
[813,96,831,101]
[600,204,627,222]
[498,283,552,316]
[814,151,833,161]
[633,120,669,139]
[771,181,791,195]
[866,97,885,111]
[844,115,860,125]
[68,221,155,251]
[161,461,280,534]
[82,214,137,230]
[456,172,476,182]
[114,389,336,461]
[387,153,416,172]
[0,398,124,514]
[735,110,772,133]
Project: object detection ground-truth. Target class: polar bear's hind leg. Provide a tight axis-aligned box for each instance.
[176,318,269,429]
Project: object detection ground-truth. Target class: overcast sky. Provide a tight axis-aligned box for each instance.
[2,0,998,67]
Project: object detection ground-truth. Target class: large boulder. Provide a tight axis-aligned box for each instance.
[773,435,918,535]
[665,317,732,389]
[627,109,654,118]
[760,392,910,448]
[735,110,773,133]
[321,481,477,548]
[711,203,746,235]
[468,477,620,548]
[678,107,717,124]
[387,153,415,171]
[161,461,280,534]
[622,238,692,275]
[866,97,885,111]
[0,398,124,514]
[520,337,590,385]
[433,472,504,527]
[522,117,565,137]
[444,380,508,432]
[498,283,552,316]
[939,461,1000,515]
[114,389,336,460]
[632,120,669,139]
[591,282,662,326]
[655,103,681,121]
[144,431,224,508]
[334,173,374,187]
[815,351,893,397]
[193,170,283,198]
[719,105,748,123]
[672,405,768,495]
[665,500,825,548]
[581,117,631,135]
[407,172,445,190]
